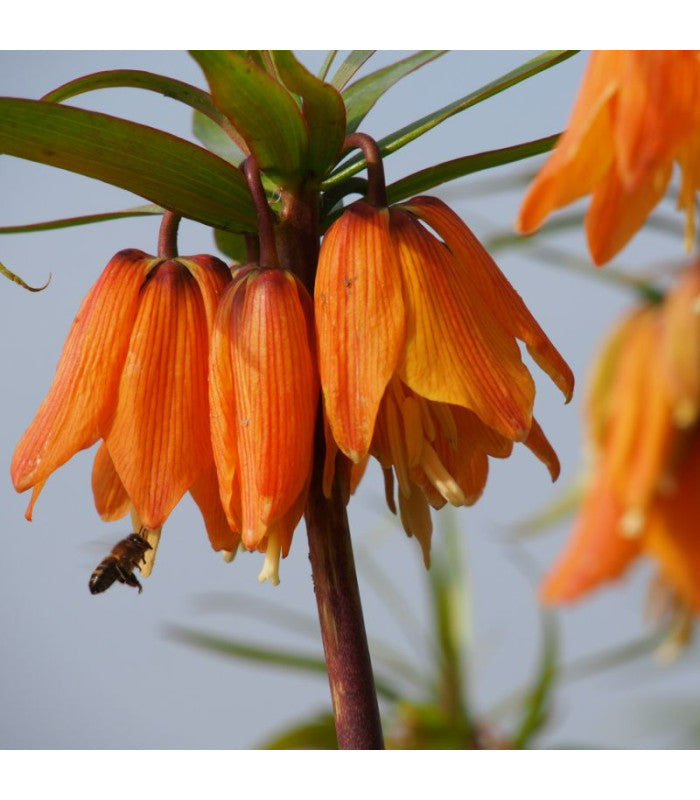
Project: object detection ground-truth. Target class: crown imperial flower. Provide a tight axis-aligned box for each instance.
[316,193,574,563]
[209,265,319,585]
[542,261,700,613]
[11,248,239,569]
[518,50,700,265]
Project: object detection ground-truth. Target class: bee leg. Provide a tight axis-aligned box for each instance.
[115,565,143,593]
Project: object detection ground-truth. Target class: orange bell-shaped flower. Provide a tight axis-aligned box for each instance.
[11,249,239,562]
[542,261,700,612]
[209,265,319,584]
[316,194,573,563]
[518,50,700,265]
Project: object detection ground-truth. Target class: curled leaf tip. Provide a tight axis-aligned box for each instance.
[0,260,52,293]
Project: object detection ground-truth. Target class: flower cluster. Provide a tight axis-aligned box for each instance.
[542,262,700,625]
[518,50,700,265]
[12,193,572,583]
[316,195,573,564]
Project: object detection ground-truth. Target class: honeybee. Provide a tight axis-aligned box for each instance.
[89,530,152,595]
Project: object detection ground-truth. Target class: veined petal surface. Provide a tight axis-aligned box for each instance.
[92,442,130,521]
[404,195,573,402]
[12,250,157,493]
[391,209,534,442]
[231,269,318,548]
[105,260,212,528]
[316,201,405,462]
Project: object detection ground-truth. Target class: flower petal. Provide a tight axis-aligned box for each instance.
[661,261,700,427]
[315,201,405,462]
[586,158,672,265]
[614,51,700,191]
[517,50,621,234]
[190,461,241,553]
[523,418,560,482]
[209,279,243,531]
[391,209,534,442]
[645,434,700,610]
[405,196,574,402]
[105,260,212,528]
[92,443,130,521]
[11,250,157,494]
[231,269,318,548]
[541,463,642,603]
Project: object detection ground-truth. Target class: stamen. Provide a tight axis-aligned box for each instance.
[401,396,425,468]
[620,507,645,538]
[415,396,437,442]
[399,489,433,568]
[128,508,162,577]
[420,444,467,506]
[258,529,282,586]
[385,394,412,498]
[431,402,458,448]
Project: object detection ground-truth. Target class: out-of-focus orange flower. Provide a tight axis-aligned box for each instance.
[517,51,700,265]
[209,266,318,585]
[316,195,574,564]
[11,249,239,570]
[542,261,700,614]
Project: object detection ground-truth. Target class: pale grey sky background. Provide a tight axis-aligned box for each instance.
[1,51,697,749]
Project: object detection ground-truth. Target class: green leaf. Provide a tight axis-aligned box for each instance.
[192,111,246,165]
[191,50,308,188]
[386,134,560,204]
[213,229,247,263]
[512,608,559,749]
[273,50,346,180]
[167,625,401,702]
[41,68,248,154]
[330,50,375,90]
[0,204,163,235]
[260,713,338,749]
[0,98,257,233]
[343,51,447,134]
[325,50,579,188]
[317,51,338,82]
[0,259,51,292]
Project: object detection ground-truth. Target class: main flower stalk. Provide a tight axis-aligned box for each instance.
[277,183,384,750]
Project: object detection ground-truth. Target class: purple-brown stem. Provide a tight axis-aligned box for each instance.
[242,156,279,268]
[277,185,385,750]
[305,423,384,749]
[343,133,388,208]
[158,211,180,258]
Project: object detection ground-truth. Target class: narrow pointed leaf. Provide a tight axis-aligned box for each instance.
[330,50,375,90]
[0,259,51,292]
[273,50,346,180]
[192,111,246,164]
[344,50,447,134]
[317,51,338,82]
[167,626,401,701]
[0,98,257,233]
[512,609,559,748]
[0,204,163,235]
[325,50,579,187]
[191,50,308,188]
[261,714,338,749]
[41,69,248,153]
[386,134,560,204]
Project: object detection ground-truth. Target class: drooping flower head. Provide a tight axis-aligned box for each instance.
[209,264,318,585]
[518,50,700,265]
[542,261,700,623]
[316,185,574,564]
[11,247,239,572]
